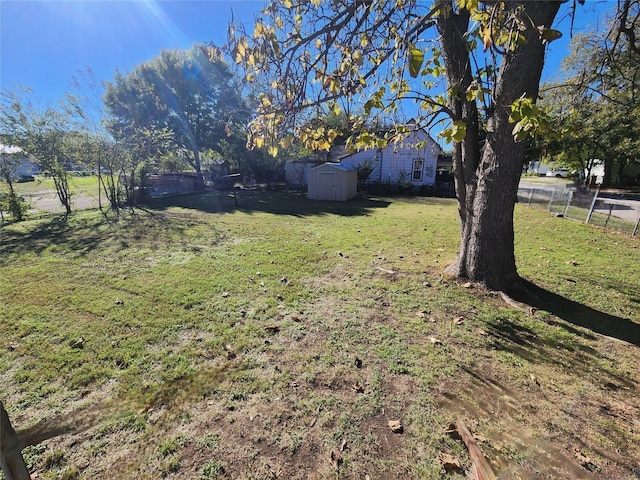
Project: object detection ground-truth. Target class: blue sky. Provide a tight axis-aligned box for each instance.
[0,1,614,111]
[0,0,264,103]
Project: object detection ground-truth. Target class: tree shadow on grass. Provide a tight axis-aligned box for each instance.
[484,314,637,391]
[144,189,395,217]
[0,210,204,261]
[0,215,95,259]
[515,279,640,348]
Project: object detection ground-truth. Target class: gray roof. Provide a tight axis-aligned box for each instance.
[310,162,356,172]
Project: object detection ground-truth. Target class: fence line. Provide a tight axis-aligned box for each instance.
[517,184,640,236]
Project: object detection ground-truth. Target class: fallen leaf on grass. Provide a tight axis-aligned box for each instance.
[7,341,19,351]
[415,310,428,318]
[221,291,230,297]
[352,382,365,393]
[476,328,487,336]
[461,282,473,288]
[440,453,463,472]
[429,336,442,345]
[69,337,85,349]
[388,420,403,433]
[573,448,598,472]
[264,325,280,334]
[330,449,342,471]
[224,344,236,359]
[376,266,396,274]
[453,316,464,325]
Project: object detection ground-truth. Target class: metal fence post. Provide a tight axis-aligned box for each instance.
[633,214,639,237]
[0,401,30,480]
[563,190,573,217]
[547,188,555,212]
[604,203,614,227]
[585,186,600,224]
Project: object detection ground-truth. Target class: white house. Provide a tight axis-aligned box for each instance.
[339,126,441,187]
[0,144,40,178]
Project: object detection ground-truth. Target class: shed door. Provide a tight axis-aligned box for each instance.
[319,172,336,200]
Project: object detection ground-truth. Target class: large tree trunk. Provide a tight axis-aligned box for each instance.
[438,2,560,292]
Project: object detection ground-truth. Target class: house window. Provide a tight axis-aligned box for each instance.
[412,158,424,181]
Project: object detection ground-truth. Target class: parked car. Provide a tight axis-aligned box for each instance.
[546,168,572,178]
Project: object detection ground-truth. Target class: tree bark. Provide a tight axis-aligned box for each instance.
[0,402,30,480]
[439,2,560,292]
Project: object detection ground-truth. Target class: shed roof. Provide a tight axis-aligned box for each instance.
[310,162,356,172]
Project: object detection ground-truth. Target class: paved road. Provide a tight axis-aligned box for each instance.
[22,190,98,215]
[519,181,640,224]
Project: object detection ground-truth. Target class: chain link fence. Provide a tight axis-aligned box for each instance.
[517,184,640,236]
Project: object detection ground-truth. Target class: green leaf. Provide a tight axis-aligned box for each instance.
[408,49,424,79]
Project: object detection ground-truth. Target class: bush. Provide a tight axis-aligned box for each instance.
[0,191,29,222]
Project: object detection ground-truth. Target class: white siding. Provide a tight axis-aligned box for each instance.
[340,129,441,186]
[285,162,313,188]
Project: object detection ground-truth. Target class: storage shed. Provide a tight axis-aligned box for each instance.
[308,163,357,201]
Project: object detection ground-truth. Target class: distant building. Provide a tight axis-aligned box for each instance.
[285,146,348,188]
[0,144,40,179]
[338,124,441,187]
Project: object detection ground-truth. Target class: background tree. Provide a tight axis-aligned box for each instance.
[1,89,74,214]
[0,145,29,222]
[543,1,640,186]
[224,0,563,293]
[104,45,246,174]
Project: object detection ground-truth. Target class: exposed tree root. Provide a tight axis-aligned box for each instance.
[499,291,537,315]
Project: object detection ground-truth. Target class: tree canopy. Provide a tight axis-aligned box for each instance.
[542,1,640,185]
[103,45,246,173]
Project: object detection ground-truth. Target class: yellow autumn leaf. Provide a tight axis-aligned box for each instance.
[279,135,294,149]
[539,27,562,44]
[482,27,493,51]
[352,49,363,66]
[267,145,279,157]
[237,38,247,57]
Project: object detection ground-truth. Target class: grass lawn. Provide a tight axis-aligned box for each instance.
[1,190,639,479]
